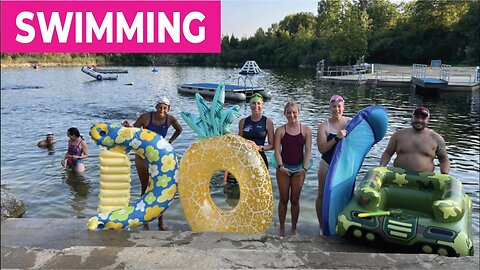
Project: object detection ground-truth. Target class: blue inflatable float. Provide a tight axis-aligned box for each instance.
[322,105,388,236]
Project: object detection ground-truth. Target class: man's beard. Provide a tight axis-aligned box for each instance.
[411,122,426,131]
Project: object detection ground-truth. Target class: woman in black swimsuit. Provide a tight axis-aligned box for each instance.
[315,95,349,235]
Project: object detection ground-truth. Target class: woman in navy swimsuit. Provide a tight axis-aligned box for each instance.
[123,97,182,230]
[239,93,275,167]
[223,93,274,197]
[315,95,350,235]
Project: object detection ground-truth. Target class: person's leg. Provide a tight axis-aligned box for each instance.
[276,170,290,236]
[290,173,305,235]
[135,155,150,230]
[158,215,168,230]
[316,160,329,235]
[74,160,85,174]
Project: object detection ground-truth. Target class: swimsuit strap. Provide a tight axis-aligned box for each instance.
[327,117,346,135]
[149,112,155,125]
[284,124,301,135]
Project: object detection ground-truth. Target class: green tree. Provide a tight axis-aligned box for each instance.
[330,2,368,64]
[317,0,342,37]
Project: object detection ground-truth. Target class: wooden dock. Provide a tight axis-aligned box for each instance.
[316,64,479,91]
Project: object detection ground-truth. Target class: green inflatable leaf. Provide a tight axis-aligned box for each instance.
[181,82,240,138]
[209,82,225,135]
[219,106,240,134]
[181,112,206,138]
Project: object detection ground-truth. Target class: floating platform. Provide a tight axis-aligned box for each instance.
[317,64,480,91]
[93,68,128,73]
[411,77,448,95]
[318,74,479,91]
[178,83,271,101]
[411,77,448,89]
[81,66,119,81]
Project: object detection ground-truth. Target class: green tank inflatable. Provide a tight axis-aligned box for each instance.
[337,166,474,257]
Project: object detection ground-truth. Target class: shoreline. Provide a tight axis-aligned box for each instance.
[1,62,96,68]
[2,218,479,269]
[3,62,477,74]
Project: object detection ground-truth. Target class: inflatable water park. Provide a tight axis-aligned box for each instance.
[177,61,272,101]
[86,83,473,257]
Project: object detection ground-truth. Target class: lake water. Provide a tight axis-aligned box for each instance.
[1,66,479,237]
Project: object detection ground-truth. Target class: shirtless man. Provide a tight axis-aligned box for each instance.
[379,107,450,174]
[37,132,56,148]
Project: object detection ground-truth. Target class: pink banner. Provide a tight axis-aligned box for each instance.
[0,0,221,53]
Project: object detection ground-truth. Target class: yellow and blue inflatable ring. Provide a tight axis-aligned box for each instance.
[87,122,178,230]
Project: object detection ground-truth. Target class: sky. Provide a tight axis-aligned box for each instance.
[222,0,318,38]
[221,0,410,38]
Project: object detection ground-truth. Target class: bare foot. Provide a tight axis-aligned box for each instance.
[158,223,169,231]
[291,229,297,236]
[143,224,150,231]
[278,227,285,237]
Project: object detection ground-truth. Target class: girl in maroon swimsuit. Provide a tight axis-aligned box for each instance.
[273,101,312,237]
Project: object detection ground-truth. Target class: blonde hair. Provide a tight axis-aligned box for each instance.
[284,101,300,114]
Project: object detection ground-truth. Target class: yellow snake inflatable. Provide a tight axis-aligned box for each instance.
[87,123,178,230]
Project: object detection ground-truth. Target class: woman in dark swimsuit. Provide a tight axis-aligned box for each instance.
[239,93,275,167]
[315,95,349,235]
[123,97,182,230]
[223,93,274,199]
[273,101,312,237]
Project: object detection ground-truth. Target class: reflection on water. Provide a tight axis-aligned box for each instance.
[1,66,478,237]
[62,171,92,218]
[210,171,239,210]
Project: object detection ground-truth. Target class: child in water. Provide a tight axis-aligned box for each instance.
[61,127,88,173]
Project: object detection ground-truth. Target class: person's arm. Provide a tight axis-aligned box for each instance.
[435,134,450,174]
[379,133,397,167]
[123,112,147,128]
[61,143,71,167]
[60,149,68,167]
[238,118,245,137]
[274,126,288,175]
[132,113,148,128]
[168,115,182,143]
[301,126,312,174]
[317,122,332,154]
[78,141,89,159]
[264,118,275,151]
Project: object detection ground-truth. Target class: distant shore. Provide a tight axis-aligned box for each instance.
[2,61,477,78]
[0,54,101,68]
[1,62,93,68]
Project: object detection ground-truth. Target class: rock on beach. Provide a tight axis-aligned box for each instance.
[1,187,26,220]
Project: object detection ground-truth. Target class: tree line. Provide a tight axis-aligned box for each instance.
[3,0,478,68]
